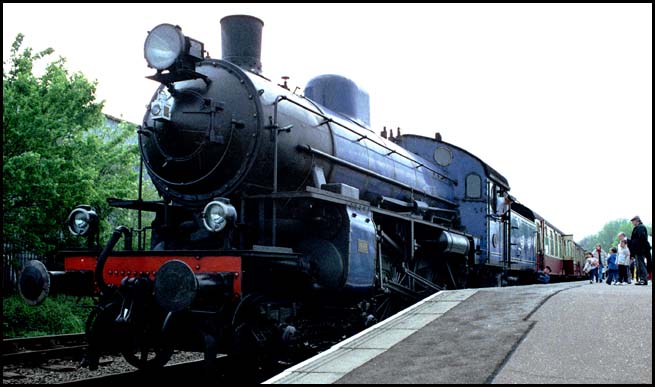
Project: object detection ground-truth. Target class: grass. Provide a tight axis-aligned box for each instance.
[3,293,95,338]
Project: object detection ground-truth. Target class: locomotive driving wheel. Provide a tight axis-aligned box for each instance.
[120,326,173,370]
[82,300,121,370]
[230,293,284,374]
[118,303,174,370]
[115,276,174,370]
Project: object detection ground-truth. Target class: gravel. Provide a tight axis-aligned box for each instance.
[2,351,205,384]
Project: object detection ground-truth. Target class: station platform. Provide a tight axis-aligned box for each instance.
[264,281,652,384]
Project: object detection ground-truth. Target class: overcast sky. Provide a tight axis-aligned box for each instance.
[3,3,652,241]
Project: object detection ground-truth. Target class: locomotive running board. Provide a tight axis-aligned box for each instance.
[245,186,371,208]
[247,187,464,234]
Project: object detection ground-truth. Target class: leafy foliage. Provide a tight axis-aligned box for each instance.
[578,219,652,252]
[3,294,94,337]
[3,34,144,256]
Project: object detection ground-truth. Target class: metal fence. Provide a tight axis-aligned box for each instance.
[2,244,45,294]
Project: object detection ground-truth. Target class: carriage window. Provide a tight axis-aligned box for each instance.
[465,174,482,199]
[545,231,550,255]
[545,228,553,255]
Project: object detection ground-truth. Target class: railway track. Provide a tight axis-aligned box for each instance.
[4,352,277,385]
[3,332,312,383]
[2,333,87,364]
[59,355,289,385]
[61,359,230,385]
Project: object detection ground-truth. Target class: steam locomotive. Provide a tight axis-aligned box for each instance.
[18,15,586,371]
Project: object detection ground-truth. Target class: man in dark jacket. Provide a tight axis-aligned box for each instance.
[629,215,650,285]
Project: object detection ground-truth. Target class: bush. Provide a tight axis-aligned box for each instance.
[3,294,94,338]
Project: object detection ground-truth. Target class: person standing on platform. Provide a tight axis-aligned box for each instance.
[629,216,649,285]
[584,252,598,284]
[605,247,619,285]
[617,232,632,284]
[617,231,629,245]
[616,239,631,285]
[591,244,608,283]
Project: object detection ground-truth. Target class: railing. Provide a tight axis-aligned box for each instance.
[3,243,45,293]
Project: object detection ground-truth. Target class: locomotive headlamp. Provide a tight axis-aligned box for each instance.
[144,24,185,70]
[67,206,98,237]
[144,23,205,72]
[202,199,237,233]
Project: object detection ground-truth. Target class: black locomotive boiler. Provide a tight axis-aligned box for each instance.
[18,15,585,372]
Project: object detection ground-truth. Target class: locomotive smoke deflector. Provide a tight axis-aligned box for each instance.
[220,15,264,74]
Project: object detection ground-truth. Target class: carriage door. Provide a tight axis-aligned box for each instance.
[487,184,505,267]
[536,219,544,271]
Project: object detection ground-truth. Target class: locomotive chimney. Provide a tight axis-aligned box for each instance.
[220,15,264,74]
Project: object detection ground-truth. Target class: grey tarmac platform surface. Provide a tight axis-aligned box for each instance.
[264,281,652,384]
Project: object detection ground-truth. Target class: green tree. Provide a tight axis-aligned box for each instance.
[3,34,140,256]
[578,219,652,252]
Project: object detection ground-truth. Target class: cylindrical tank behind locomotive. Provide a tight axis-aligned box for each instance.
[140,15,456,213]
